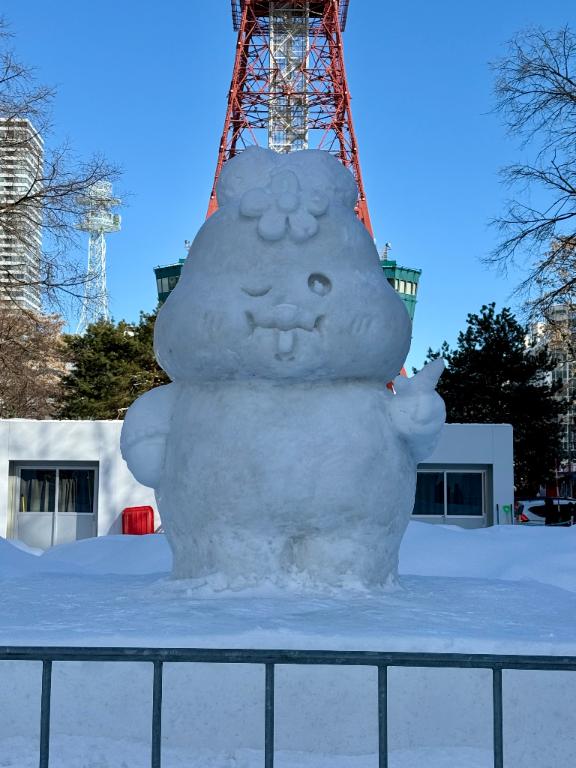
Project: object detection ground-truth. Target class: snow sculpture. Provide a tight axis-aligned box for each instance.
[121,147,445,587]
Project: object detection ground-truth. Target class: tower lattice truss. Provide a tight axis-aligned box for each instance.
[76,182,121,335]
[76,233,109,334]
[208,0,373,235]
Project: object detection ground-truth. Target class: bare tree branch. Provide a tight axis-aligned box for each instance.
[0,17,121,317]
[488,26,576,321]
[0,308,65,417]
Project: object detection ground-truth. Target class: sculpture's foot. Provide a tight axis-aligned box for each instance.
[169,528,287,586]
[167,524,404,590]
[280,526,402,588]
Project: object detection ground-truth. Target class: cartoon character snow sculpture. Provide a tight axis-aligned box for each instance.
[121,147,445,587]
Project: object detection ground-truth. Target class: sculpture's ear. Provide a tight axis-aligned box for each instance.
[217,146,278,207]
[283,149,358,210]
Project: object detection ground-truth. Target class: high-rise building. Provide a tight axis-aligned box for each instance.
[530,304,576,495]
[544,306,575,491]
[0,118,43,312]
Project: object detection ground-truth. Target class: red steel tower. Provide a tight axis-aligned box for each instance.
[207,0,373,235]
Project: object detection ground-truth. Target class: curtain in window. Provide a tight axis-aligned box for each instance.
[58,476,77,513]
[413,472,444,515]
[446,473,483,516]
[19,470,56,512]
[58,470,94,514]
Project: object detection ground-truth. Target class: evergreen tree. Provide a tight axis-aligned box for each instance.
[59,311,169,419]
[426,304,564,496]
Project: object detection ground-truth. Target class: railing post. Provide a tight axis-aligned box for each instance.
[0,646,569,768]
[151,660,163,768]
[378,665,388,768]
[39,660,52,768]
[265,663,275,768]
[493,667,504,768]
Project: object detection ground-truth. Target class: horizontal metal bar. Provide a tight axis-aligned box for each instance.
[1,647,576,671]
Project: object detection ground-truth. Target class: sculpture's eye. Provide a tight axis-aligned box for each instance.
[242,286,272,297]
[308,273,332,296]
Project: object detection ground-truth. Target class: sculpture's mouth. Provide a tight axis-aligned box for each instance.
[245,311,324,361]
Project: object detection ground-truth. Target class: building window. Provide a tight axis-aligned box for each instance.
[413,470,485,518]
[14,464,97,549]
[412,471,444,515]
[446,472,483,516]
[19,468,56,513]
[19,467,95,515]
[57,469,96,514]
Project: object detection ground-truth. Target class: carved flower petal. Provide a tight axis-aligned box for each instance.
[258,209,288,241]
[306,190,329,216]
[240,187,271,218]
[288,210,319,242]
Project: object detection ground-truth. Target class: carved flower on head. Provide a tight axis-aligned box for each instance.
[240,169,329,243]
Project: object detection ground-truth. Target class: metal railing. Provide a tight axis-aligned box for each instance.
[1,646,575,768]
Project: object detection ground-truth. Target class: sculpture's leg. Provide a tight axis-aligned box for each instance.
[224,529,292,585]
[168,524,289,586]
[281,522,406,587]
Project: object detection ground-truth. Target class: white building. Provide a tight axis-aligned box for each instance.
[0,419,514,550]
[0,118,43,313]
[412,422,514,528]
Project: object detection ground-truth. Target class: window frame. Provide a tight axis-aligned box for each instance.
[10,462,98,546]
[413,468,487,520]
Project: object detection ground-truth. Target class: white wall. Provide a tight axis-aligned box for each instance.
[0,419,157,540]
[0,419,514,542]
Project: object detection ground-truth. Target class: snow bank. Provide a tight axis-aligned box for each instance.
[1,523,576,768]
[3,522,576,594]
[38,533,172,575]
[400,522,576,593]
[0,536,39,577]
[0,737,495,768]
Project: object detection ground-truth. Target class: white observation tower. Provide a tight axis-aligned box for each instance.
[76,181,121,334]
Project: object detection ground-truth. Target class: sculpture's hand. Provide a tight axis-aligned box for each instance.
[389,358,446,462]
[120,384,177,488]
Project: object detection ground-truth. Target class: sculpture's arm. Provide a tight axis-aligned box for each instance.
[388,358,446,463]
[120,383,179,488]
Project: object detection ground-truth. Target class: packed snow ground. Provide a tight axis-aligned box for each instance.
[1,522,576,767]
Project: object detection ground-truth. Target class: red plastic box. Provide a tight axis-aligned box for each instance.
[122,505,155,535]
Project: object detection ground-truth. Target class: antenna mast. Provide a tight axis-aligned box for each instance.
[76,181,121,334]
[208,0,372,234]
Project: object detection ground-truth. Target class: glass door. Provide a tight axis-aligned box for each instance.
[17,468,57,549]
[55,468,96,546]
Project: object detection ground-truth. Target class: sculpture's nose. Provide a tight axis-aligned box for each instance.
[274,303,299,329]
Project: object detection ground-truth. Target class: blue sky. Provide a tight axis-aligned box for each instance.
[4,0,575,368]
